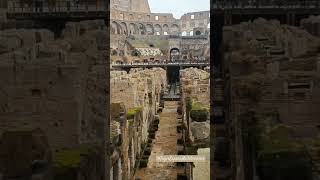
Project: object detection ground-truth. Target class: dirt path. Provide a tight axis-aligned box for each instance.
[134,101,183,180]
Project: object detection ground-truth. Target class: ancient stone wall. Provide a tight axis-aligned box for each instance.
[111,68,166,141]
[180,11,210,36]
[111,0,151,13]
[110,68,166,179]
[0,20,107,179]
[180,67,210,146]
[224,18,320,135]
[110,9,210,36]
[223,18,320,180]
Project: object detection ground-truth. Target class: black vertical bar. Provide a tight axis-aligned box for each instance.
[211,1,226,179]
[105,1,110,179]
[212,11,224,78]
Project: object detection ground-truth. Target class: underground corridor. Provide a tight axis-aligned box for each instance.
[134,100,188,180]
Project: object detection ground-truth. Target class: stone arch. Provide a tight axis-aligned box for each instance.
[154,24,162,35]
[138,23,146,35]
[181,31,187,36]
[111,49,118,56]
[111,21,121,34]
[146,24,154,35]
[128,23,138,35]
[120,22,128,35]
[170,24,180,35]
[116,60,123,64]
[163,24,169,35]
[195,30,201,35]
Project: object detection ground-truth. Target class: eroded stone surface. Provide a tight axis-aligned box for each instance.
[0,20,108,179]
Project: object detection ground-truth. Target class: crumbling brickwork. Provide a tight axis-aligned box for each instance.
[223,18,320,180]
[110,68,166,179]
[0,20,108,179]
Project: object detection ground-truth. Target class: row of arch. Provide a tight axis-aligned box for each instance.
[111,21,180,36]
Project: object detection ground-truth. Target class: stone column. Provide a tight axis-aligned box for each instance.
[110,167,113,180]
[118,159,122,180]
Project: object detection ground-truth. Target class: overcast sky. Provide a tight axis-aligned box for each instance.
[148,0,210,19]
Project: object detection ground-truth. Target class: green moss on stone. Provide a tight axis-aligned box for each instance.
[53,145,96,170]
[128,119,134,126]
[190,102,209,122]
[252,116,312,180]
[126,107,142,119]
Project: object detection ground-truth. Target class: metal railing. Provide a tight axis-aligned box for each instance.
[111,61,210,66]
[7,0,107,13]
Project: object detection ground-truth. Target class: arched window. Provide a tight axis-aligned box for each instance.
[164,32,168,35]
[189,31,193,36]
[181,31,187,36]
[207,23,210,29]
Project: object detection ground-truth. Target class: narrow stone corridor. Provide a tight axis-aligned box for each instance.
[135,101,184,180]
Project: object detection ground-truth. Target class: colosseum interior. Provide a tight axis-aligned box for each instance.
[110,0,211,180]
[1,0,319,180]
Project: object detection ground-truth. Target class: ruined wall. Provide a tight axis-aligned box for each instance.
[110,4,210,63]
[0,20,107,179]
[180,67,210,145]
[224,18,320,135]
[180,11,210,36]
[110,9,210,36]
[111,0,151,13]
[223,18,320,180]
[111,68,166,141]
[110,68,166,179]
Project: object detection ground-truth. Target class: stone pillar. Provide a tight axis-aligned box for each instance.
[110,167,113,180]
[118,159,122,180]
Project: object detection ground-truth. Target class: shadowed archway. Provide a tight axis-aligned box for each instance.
[170,48,180,62]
